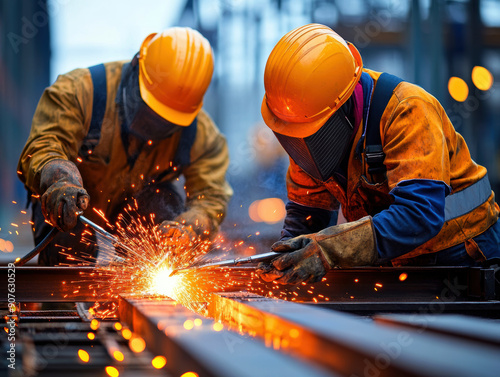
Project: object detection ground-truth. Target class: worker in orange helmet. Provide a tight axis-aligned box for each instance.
[18,27,233,265]
[257,24,500,284]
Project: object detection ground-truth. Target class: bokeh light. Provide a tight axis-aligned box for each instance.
[448,77,469,102]
[0,239,14,253]
[113,351,124,361]
[105,366,119,377]
[78,349,90,363]
[472,66,493,91]
[249,198,286,224]
[121,328,132,339]
[213,322,224,332]
[151,356,167,369]
[181,372,199,377]
[129,337,146,353]
[90,319,100,330]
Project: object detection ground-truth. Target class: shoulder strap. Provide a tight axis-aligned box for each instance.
[364,72,403,175]
[79,63,107,157]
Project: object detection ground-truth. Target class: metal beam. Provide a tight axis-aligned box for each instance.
[0,265,497,303]
[9,321,166,376]
[208,292,500,377]
[310,301,500,318]
[118,295,333,377]
[374,313,500,348]
[0,266,97,302]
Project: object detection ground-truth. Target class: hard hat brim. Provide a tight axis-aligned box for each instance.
[138,72,201,126]
[261,95,333,138]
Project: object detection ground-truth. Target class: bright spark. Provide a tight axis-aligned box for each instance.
[151,267,181,297]
[59,199,335,322]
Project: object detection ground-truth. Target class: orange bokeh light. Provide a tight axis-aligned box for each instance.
[289,328,300,338]
[129,337,146,353]
[78,349,90,363]
[90,319,100,330]
[213,322,224,332]
[181,373,199,377]
[121,328,132,339]
[105,366,119,377]
[249,198,286,224]
[472,66,493,91]
[151,356,167,369]
[113,351,124,361]
[448,77,469,102]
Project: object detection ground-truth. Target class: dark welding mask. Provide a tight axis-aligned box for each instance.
[274,99,354,182]
[117,56,182,141]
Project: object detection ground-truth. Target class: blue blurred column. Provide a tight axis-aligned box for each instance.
[410,0,422,86]
[0,1,51,224]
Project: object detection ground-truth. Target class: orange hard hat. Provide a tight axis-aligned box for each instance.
[261,24,363,138]
[138,27,214,126]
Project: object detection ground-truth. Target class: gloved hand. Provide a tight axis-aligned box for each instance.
[256,216,378,284]
[40,159,89,232]
[158,220,197,246]
[174,208,214,239]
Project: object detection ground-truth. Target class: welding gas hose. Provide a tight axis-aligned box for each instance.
[13,227,60,266]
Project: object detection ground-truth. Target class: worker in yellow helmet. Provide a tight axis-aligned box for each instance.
[257,24,500,284]
[18,27,233,265]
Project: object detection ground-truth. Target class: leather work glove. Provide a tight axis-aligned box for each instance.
[256,216,378,285]
[174,208,215,239]
[158,220,197,246]
[40,159,89,232]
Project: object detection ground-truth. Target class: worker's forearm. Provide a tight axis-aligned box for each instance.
[373,179,448,261]
[18,74,87,193]
[18,136,71,194]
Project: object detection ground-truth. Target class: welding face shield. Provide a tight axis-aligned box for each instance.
[274,98,354,182]
[117,55,182,141]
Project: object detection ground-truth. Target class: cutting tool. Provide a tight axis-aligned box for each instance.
[169,251,280,276]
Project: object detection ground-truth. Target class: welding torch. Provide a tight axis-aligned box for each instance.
[169,251,280,277]
[77,215,132,260]
[14,214,129,266]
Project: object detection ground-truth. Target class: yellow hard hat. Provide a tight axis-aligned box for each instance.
[138,27,214,126]
[261,24,363,138]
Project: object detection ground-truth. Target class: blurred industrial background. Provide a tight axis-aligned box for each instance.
[1,0,499,261]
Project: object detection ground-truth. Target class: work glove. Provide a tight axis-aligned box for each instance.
[174,208,215,239]
[40,159,89,232]
[158,220,197,246]
[256,216,378,285]
[157,213,210,265]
